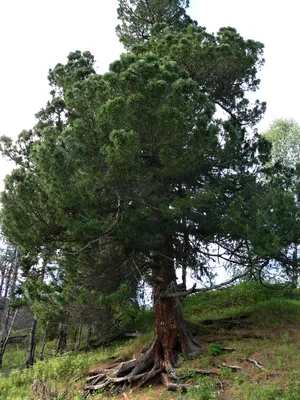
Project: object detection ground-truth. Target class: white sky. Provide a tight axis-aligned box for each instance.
[0,0,299,191]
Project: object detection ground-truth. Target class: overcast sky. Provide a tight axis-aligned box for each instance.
[0,0,299,191]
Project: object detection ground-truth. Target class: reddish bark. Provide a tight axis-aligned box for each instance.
[151,247,199,373]
[84,243,199,396]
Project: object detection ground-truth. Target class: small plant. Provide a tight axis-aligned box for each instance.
[280,331,290,344]
[207,343,222,356]
[285,381,300,400]
[186,377,215,400]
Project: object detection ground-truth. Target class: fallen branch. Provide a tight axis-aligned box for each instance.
[219,363,243,372]
[247,358,264,370]
[194,369,218,376]
[216,377,224,392]
[123,332,141,338]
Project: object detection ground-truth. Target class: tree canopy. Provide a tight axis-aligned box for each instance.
[1,0,295,388]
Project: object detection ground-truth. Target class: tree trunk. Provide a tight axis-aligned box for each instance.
[3,259,13,299]
[83,242,199,396]
[40,320,49,361]
[74,324,83,350]
[87,326,93,350]
[119,243,198,376]
[291,244,298,289]
[0,309,18,369]
[150,248,199,372]
[25,318,37,368]
[0,250,19,369]
[0,248,9,297]
[8,249,19,298]
[56,322,68,354]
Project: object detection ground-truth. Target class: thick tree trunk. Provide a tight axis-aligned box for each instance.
[151,248,199,372]
[84,242,199,396]
[115,243,199,378]
[25,318,37,368]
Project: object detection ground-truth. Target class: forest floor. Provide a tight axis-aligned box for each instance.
[1,283,300,399]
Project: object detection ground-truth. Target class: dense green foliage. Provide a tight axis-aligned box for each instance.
[0,0,300,391]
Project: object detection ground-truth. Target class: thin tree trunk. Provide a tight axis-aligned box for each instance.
[0,309,18,369]
[292,244,298,289]
[56,322,68,354]
[3,260,13,300]
[40,320,49,361]
[76,324,83,350]
[8,249,18,299]
[182,229,188,291]
[0,249,19,369]
[25,318,37,368]
[87,326,93,350]
[0,248,9,296]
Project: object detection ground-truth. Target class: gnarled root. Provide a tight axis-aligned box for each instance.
[84,330,199,398]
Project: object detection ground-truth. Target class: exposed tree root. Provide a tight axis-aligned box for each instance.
[83,331,200,398]
[84,259,203,398]
[160,372,188,393]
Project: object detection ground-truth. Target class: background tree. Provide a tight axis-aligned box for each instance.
[260,119,300,288]
[264,119,300,168]
[0,245,19,369]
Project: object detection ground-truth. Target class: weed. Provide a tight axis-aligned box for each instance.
[285,381,300,399]
[280,331,290,344]
[207,343,222,356]
[186,377,215,400]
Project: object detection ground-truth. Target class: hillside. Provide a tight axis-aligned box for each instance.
[1,283,300,400]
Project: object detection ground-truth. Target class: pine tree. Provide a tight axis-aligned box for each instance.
[0,0,270,387]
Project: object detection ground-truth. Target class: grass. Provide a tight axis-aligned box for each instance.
[1,282,300,399]
[183,282,300,326]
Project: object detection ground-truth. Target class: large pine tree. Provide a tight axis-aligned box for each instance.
[1,0,270,387]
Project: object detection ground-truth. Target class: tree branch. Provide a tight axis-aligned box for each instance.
[161,267,252,299]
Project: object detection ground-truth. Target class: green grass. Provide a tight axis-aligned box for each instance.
[183,282,300,326]
[0,344,120,400]
[1,282,300,399]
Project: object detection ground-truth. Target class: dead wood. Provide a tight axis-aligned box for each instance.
[246,358,264,369]
[123,332,141,338]
[216,377,224,391]
[239,332,270,339]
[194,369,218,376]
[219,363,243,372]
[221,346,235,351]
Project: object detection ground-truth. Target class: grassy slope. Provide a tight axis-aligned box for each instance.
[1,283,300,399]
